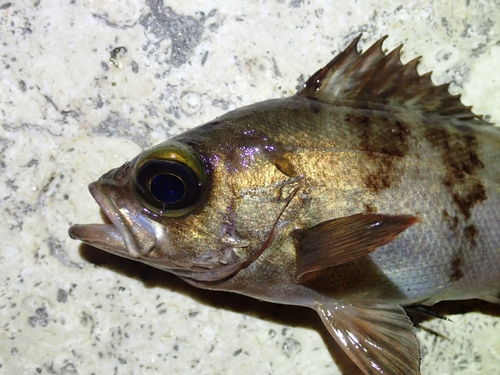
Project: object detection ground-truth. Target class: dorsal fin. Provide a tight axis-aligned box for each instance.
[297,35,489,125]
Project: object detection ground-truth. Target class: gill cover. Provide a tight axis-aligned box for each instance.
[133,141,207,217]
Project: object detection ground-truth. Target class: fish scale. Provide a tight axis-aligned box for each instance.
[69,35,500,375]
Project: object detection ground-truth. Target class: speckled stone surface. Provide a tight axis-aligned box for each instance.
[1,1,500,374]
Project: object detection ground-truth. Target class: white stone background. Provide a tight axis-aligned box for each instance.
[1,1,500,374]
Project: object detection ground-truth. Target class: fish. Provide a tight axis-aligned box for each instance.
[68,35,500,375]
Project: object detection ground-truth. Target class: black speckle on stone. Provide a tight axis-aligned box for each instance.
[212,99,230,110]
[24,158,38,167]
[471,43,487,57]
[290,0,304,8]
[272,57,282,78]
[61,110,80,119]
[49,236,79,268]
[28,307,49,327]
[282,337,301,357]
[110,46,127,60]
[60,362,77,374]
[101,61,109,71]
[140,1,205,67]
[208,23,219,32]
[44,95,59,111]
[131,60,139,73]
[57,289,68,303]
[201,51,208,65]
[233,349,242,356]
[92,112,151,148]
[295,73,306,90]
[95,96,104,109]
[0,3,12,10]
[18,80,26,92]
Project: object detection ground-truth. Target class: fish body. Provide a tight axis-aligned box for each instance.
[69,36,500,375]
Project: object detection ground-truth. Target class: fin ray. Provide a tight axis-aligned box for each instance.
[316,303,421,375]
[297,35,489,126]
[294,213,419,282]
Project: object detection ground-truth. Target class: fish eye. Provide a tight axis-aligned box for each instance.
[136,160,199,208]
[133,142,207,215]
[151,172,186,204]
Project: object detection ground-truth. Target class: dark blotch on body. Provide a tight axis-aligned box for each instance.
[452,181,486,221]
[449,254,464,282]
[424,127,486,222]
[308,98,322,114]
[441,209,459,233]
[463,223,478,246]
[345,114,411,193]
[364,171,391,193]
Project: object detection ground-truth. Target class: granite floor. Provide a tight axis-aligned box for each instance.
[1,1,500,374]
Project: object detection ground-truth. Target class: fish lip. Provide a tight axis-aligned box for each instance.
[68,182,129,256]
[68,223,125,252]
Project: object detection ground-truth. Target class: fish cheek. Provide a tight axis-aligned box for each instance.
[147,149,303,271]
[215,154,303,264]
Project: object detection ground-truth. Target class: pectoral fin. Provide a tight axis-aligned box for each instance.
[295,213,419,282]
[316,302,420,375]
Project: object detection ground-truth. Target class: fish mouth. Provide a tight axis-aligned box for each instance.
[68,182,129,256]
[68,183,269,282]
[68,183,250,281]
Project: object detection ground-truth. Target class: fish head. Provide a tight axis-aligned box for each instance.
[69,125,301,282]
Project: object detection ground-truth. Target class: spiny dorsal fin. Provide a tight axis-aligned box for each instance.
[297,35,489,125]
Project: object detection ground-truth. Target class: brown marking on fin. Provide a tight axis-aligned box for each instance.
[294,213,419,282]
[297,35,489,126]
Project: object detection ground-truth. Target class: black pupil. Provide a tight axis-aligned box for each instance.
[150,173,185,204]
[135,159,200,210]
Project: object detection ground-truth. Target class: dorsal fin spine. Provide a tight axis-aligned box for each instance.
[297,35,490,126]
